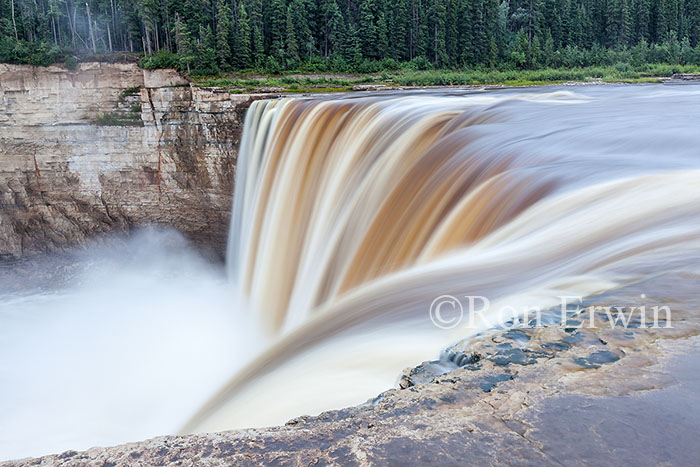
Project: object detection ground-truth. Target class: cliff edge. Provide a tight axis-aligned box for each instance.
[0,62,265,259]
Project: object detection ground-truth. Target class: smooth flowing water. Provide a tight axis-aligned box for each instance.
[2,84,700,459]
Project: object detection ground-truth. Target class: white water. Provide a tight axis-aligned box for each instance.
[0,230,264,459]
[2,84,700,459]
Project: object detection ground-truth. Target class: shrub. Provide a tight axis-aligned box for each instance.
[407,56,432,71]
[140,50,179,70]
[63,55,78,69]
[378,57,400,71]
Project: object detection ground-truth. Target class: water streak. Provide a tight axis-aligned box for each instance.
[185,85,700,432]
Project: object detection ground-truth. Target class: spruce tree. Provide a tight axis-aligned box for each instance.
[285,4,299,65]
[269,0,286,60]
[341,19,362,64]
[215,0,232,68]
[233,1,252,68]
[358,0,378,58]
[327,1,345,58]
[175,15,194,73]
[290,0,314,58]
[247,0,264,64]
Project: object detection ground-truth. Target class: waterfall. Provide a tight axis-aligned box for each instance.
[4,86,700,460]
[183,87,700,433]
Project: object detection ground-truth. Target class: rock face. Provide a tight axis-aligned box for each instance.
[0,62,267,259]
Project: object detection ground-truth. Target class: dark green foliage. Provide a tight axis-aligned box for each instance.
[195,25,219,74]
[284,5,299,65]
[1,0,700,74]
[232,2,252,68]
[94,109,142,126]
[141,49,179,69]
[215,0,233,69]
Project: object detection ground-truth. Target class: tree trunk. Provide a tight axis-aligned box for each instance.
[57,15,63,43]
[67,0,76,48]
[110,0,117,49]
[86,3,97,53]
[165,7,171,51]
[154,21,160,51]
[145,28,153,55]
[52,16,58,45]
[11,0,19,42]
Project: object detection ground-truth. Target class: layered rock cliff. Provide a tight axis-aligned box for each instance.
[0,62,266,260]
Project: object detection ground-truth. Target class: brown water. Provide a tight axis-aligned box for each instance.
[185,84,700,433]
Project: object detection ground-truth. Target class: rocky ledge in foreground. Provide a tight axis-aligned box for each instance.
[7,281,700,467]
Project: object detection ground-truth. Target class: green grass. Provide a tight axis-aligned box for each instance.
[117,86,142,104]
[285,86,354,93]
[189,63,700,94]
[94,111,143,127]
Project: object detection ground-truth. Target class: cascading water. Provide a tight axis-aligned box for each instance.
[183,85,700,432]
[3,84,700,460]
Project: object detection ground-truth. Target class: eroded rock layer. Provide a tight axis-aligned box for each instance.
[0,62,264,259]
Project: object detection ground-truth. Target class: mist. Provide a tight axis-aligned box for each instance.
[0,229,264,460]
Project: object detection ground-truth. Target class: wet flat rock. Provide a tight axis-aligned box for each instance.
[6,312,700,467]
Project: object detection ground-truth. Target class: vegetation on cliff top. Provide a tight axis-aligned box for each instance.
[188,63,700,93]
[2,0,700,78]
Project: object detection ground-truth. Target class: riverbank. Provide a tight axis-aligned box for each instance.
[190,63,700,94]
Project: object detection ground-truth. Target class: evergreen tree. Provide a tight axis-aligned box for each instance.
[196,24,219,73]
[1,0,699,73]
[183,0,206,36]
[608,0,632,47]
[326,1,345,57]
[633,0,651,43]
[175,14,195,73]
[290,0,314,58]
[428,0,447,65]
[680,34,693,63]
[358,0,377,58]
[139,0,160,54]
[269,0,286,60]
[285,4,299,64]
[233,1,251,68]
[388,0,411,60]
[215,0,232,68]
[543,28,555,65]
[686,0,700,46]
[510,27,530,67]
[247,0,264,63]
[341,18,362,64]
